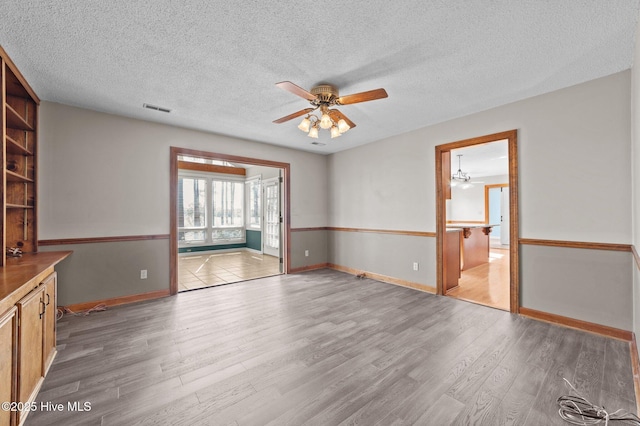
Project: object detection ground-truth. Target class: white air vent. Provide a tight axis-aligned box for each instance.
[143,103,171,113]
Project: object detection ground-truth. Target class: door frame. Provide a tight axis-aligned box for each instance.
[169,147,291,296]
[261,176,281,258]
[435,130,519,313]
[484,184,509,224]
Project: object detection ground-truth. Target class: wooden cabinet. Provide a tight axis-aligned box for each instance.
[443,230,461,292]
[16,285,45,413]
[442,150,451,200]
[0,307,18,426]
[42,273,57,374]
[0,47,67,426]
[1,46,39,266]
[459,227,491,271]
[0,252,70,426]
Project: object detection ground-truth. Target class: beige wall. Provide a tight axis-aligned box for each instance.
[328,71,633,330]
[632,13,640,336]
[329,71,631,242]
[39,102,329,238]
[40,240,169,306]
[521,245,633,331]
[38,102,329,302]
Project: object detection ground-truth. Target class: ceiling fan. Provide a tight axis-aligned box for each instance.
[272,81,388,139]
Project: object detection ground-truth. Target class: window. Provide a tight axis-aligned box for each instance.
[211,180,244,243]
[246,177,261,229]
[212,180,244,227]
[178,173,246,246]
[178,177,207,243]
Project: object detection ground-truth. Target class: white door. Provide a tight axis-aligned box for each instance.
[263,178,281,259]
[488,187,502,239]
[501,187,510,246]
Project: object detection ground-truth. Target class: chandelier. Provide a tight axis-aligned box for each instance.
[297,105,350,139]
[451,155,471,182]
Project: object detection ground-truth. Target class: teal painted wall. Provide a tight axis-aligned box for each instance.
[179,243,246,253]
[177,230,262,254]
[246,230,262,251]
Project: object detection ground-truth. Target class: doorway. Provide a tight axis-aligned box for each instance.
[435,130,519,313]
[485,184,510,248]
[262,177,281,258]
[169,147,290,295]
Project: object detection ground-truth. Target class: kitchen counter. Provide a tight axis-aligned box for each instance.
[446,224,496,270]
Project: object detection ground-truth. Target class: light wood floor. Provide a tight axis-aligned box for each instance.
[27,269,636,425]
[178,250,280,291]
[447,248,510,311]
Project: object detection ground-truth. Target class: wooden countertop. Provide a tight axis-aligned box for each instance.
[0,251,72,313]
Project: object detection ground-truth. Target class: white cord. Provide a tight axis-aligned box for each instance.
[57,304,107,320]
[557,378,640,425]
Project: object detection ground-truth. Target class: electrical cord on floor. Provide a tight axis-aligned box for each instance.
[557,378,640,425]
[56,304,107,320]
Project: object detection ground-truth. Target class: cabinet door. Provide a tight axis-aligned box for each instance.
[17,286,45,406]
[42,273,57,374]
[442,150,451,200]
[0,307,18,426]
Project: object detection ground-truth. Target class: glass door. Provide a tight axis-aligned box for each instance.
[263,177,281,263]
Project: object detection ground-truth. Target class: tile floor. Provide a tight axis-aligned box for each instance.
[178,250,281,291]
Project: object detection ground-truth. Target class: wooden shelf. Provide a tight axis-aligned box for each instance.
[6,204,34,209]
[1,47,39,266]
[5,66,33,99]
[6,170,34,183]
[6,104,34,131]
[6,135,33,156]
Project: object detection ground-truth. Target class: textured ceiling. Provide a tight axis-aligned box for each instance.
[1,1,639,154]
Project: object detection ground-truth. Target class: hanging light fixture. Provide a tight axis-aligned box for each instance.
[307,124,319,139]
[337,119,350,134]
[274,81,389,142]
[319,106,333,129]
[298,104,350,138]
[298,116,311,132]
[292,85,353,139]
[451,155,471,182]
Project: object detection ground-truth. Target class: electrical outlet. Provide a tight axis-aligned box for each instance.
[140,269,147,279]
[305,250,309,257]
[413,262,419,271]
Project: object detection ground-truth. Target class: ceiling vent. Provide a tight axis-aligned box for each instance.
[311,142,326,146]
[143,103,171,113]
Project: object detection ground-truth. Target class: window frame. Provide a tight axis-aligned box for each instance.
[178,170,247,247]
[245,176,262,230]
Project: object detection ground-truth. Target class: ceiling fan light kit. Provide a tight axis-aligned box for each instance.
[297,116,312,132]
[273,81,388,141]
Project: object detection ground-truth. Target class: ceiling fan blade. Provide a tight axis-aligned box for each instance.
[336,88,388,105]
[273,107,315,124]
[275,81,316,101]
[329,109,356,129]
